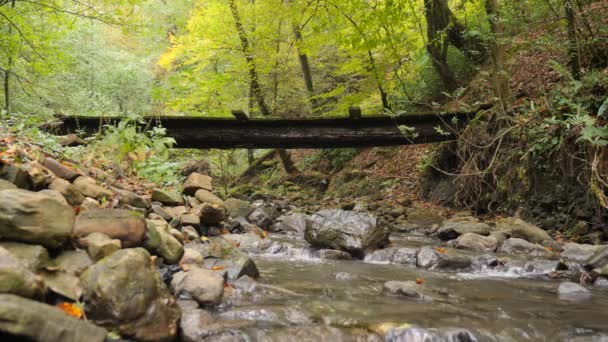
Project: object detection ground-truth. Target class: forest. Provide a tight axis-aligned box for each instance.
[0,0,607,341]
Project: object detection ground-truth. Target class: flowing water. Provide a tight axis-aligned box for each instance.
[218,233,608,341]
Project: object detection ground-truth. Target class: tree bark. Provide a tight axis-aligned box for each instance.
[485,0,511,113]
[564,0,581,79]
[277,148,299,174]
[3,0,15,112]
[293,27,314,95]
[228,0,271,116]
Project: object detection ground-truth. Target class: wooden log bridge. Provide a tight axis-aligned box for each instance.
[53,106,488,149]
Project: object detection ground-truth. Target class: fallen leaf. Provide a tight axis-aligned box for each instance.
[56,302,83,319]
[415,278,424,285]
[211,266,225,271]
[435,247,447,254]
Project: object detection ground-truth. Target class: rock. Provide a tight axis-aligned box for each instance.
[151,204,173,221]
[72,176,112,200]
[73,209,146,248]
[54,249,93,276]
[164,206,188,220]
[561,243,606,264]
[80,248,180,342]
[274,213,308,237]
[224,198,253,218]
[498,238,548,256]
[194,238,260,280]
[171,267,224,305]
[183,173,213,195]
[383,281,428,300]
[79,197,100,213]
[181,247,205,266]
[40,270,83,301]
[0,242,49,271]
[405,206,445,228]
[416,246,471,270]
[0,163,32,189]
[495,217,552,243]
[364,247,419,266]
[182,226,200,242]
[247,207,273,230]
[144,219,184,264]
[42,157,81,181]
[178,300,248,342]
[39,189,70,206]
[0,179,17,190]
[584,246,608,277]
[0,247,46,298]
[221,233,263,254]
[335,272,353,281]
[79,232,121,261]
[0,294,107,342]
[152,188,183,206]
[318,249,353,260]
[305,210,390,256]
[453,233,498,252]
[195,189,224,207]
[49,178,85,206]
[558,281,591,301]
[386,327,478,342]
[0,189,75,249]
[21,162,54,190]
[181,214,201,229]
[111,187,151,209]
[437,218,492,241]
[200,203,226,226]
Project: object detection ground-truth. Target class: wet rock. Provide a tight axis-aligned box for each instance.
[0,179,17,190]
[364,247,419,266]
[318,249,353,260]
[79,232,121,261]
[54,249,93,276]
[80,248,180,342]
[178,300,249,342]
[195,238,260,280]
[0,247,46,298]
[416,246,471,270]
[49,178,85,206]
[0,242,49,271]
[335,272,353,281]
[73,209,146,248]
[0,294,107,342]
[561,243,606,264]
[386,327,477,342]
[183,173,213,195]
[496,217,552,243]
[111,187,151,209]
[224,198,253,219]
[583,247,608,278]
[593,276,608,288]
[72,176,112,200]
[221,233,263,254]
[274,213,308,237]
[558,282,591,301]
[42,157,81,181]
[257,325,366,342]
[498,238,548,256]
[144,219,184,265]
[79,197,100,213]
[247,207,273,230]
[453,233,498,252]
[195,189,224,207]
[383,281,428,300]
[305,209,390,256]
[171,267,224,305]
[0,189,75,249]
[152,188,183,206]
[200,203,226,226]
[437,218,492,241]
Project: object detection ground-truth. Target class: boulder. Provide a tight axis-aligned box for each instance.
[416,246,471,270]
[195,189,224,207]
[558,281,591,301]
[0,247,46,298]
[437,218,492,241]
[191,238,259,280]
[73,209,146,248]
[171,267,224,305]
[495,217,552,243]
[152,188,183,206]
[110,187,151,209]
[453,233,498,252]
[364,247,419,266]
[72,176,112,200]
[561,243,606,264]
[274,213,308,237]
[48,178,85,206]
[0,242,49,271]
[498,238,548,256]
[304,210,390,256]
[144,220,184,264]
[247,208,273,230]
[183,173,213,195]
[383,281,429,300]
[318,249,352,260]
[79,232,121,261]
[0,189,75,249]
[80,248,180,342]
[224,198,253,218]
[200,203,226,226]
[0,294,107,342]
[42,157,81,181]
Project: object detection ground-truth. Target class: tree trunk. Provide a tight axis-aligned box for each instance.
[228,0,271,116]
[277,148,299,174]
[293,27,314,95]
[485,0,511,113]
[3,0,15,112]
[564,0,581,79]
[424,0,457,91]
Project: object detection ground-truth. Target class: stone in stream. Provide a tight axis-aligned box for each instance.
[80,248,180,342]
[199,203,226,226]
[144,219,184,265]
[187,238,260,280]
[273,212,308,237]
[318,249,353,260]
[171,267,224,305]
[416,246,472,270]
[0,247,46,298]
[247,207,274,230]
[558,282,591,301]
[305,209,390,257]
[383,281,429,301]
[561,243,608,264]
[452,233,498,252]
[583,246,608,278]
[495,217,552,243]
[195,189,225,207]
[49,178,85,206]
[364,247,419,266]
[498,238,549,256]
[436,217,492,241]
[224,198,253,219]
[72,176,112,200]
[0,189,75,249]
[79,232,121,261]
[386,327,478,342]
[183,172,213,195]
[0,294,107,342]
[178,300,250,342]
[73,209,146,248]
[152,188,184,206]
[0,241,49,272]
